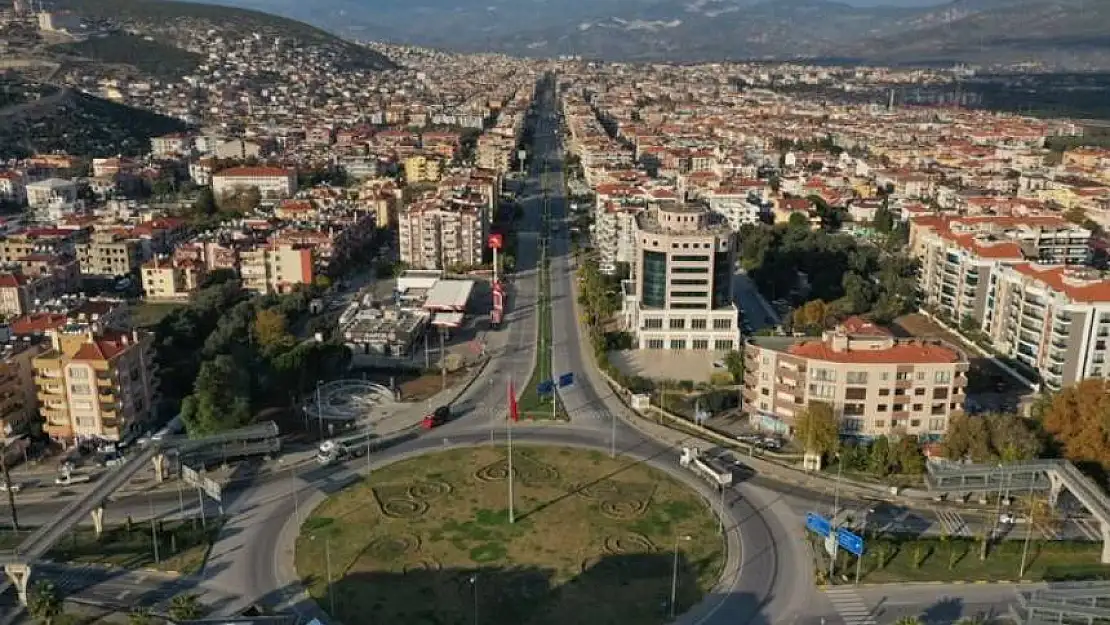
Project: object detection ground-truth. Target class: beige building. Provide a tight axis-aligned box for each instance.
[404,155,443,183]
[0,272,56,318]
[141,258,206,300]
[622,203,739,352]
[76,232,145,279]
[398,199,487,270]
[34,328,158,441]
[0,342,46,435]
[743,318,968,440]
[211,167,297,201]
[239,243,314,295]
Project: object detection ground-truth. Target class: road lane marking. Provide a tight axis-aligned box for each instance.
[824,588,878,625]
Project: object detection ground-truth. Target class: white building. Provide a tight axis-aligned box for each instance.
[398,199,487,271]
[594,205,642,275]
[211,167,297,201]
[25,178,77,209]
[622,203,740,352]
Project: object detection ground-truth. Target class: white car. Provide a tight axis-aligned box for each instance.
[0,482,21,493]
[999,513,1016,524]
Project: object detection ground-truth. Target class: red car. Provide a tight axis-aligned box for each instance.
[421,405,451,429]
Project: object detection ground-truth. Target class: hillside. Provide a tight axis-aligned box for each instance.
[0,85,189,159]
[50,0,396,71]
[52,32,203,80]
[210,0,1110,70]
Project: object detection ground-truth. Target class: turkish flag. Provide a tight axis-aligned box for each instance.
[508,379,519,422]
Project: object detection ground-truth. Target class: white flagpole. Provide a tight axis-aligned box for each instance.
[508,377,515,524]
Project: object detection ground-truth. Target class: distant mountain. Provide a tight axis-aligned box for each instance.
[51,0,397,71]
[0,85,189,158]
[187,0,1110,70]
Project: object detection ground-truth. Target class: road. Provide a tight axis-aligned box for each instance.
[732,271,779,331]
[0,78,1033,625]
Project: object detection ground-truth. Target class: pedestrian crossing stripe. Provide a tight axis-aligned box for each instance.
[824,588,877,625]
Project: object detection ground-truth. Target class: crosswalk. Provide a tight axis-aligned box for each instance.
[824,588,877,625]
[933,507,972,537]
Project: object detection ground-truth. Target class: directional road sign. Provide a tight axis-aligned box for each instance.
[837,527,864,556]
[558,372,574,388]
[805,512,831,537]
[537,380,555,395]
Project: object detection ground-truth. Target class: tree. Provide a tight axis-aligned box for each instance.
[943,413,1041,463]
[873,201,895,233]
[1040,378,1110,471]
[792,299,832,334]
[795,401,839,456]
[253,308,294,351]
[892,618,924,625]
[181,355,253,436]
[168,594,203,622]
[192,187,217,217]
[27,581,63,625]
[787,211,810,229]
[128,607,154,625]
[723,350,744,384]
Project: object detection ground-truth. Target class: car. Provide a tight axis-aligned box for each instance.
[421,405,451,430]
[712,360,726,369]
[55,473,91,486]
[999,513,1016,524]
[0,482,21,493]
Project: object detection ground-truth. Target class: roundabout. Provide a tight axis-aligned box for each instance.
[294,446,726,625]
[302,379,398,424]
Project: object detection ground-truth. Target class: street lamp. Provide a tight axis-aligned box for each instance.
[311,534,336,615]
[670,535,692,618]
[831,451,844,519]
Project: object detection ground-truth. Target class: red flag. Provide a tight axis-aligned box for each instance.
[508,379,519,422]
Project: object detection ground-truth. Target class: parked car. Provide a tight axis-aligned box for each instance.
[0,482,21,493]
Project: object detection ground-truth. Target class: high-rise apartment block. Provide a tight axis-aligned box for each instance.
[398,199,487,270]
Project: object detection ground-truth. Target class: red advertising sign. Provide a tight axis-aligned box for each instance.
[488,233,503,250]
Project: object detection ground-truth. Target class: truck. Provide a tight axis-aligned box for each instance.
[421,405,451,430]
[315,429,376,466]
[679,447,733,489]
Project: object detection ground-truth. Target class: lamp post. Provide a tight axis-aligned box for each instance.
[470,574,479,625]
[670,535,692,619]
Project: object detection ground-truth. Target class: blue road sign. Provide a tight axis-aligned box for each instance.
[805,512,831,537]
[537,380,555,395]
[837,527,864,556]
[558,372,575,388]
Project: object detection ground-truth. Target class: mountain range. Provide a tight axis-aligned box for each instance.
[184,0,1110,70]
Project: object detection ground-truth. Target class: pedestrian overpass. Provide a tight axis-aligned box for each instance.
[1009,581,1110,625]
[925,459,1110,563]
[0,421,281,604]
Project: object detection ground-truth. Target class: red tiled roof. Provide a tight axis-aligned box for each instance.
[788,340,961,365]
[215,167,294,178]
[1010,263,1110,303]
[10,313,67,335]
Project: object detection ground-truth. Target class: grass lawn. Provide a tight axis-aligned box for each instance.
[821,535,1110,585]
[0,518,221,575]
[296,446,724,625]
[130,301,186,328]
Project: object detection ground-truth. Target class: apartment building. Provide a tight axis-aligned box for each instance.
[239,243,314,295]
[911,215,1091,322]
[34,328,157,441]
[595,204,643,274]
[404,155,443,183]
[0,171,26,205]
[211,167,297,201]
[979,263,1110,390]
[622,203,740,351]
[0,342,46,434]
[398,200,487,270]
[743,318,969,439]
[141,258,206,300]
[76,232,145,279]
[0,272,57,317]
[25,178,77,208]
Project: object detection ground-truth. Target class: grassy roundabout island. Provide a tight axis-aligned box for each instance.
[295,446,725,625]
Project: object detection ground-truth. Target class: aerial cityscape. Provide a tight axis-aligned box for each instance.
[0,0,1109,624]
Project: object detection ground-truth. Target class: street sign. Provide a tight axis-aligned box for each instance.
[488,233,503,250]
[837,527,864,556]
[537,380,555,395]
[182,464,222,502]
[824,533,838,557]
[805,512,831,537]
[558,372,574,388]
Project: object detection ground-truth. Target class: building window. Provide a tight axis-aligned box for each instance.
[878,388,890,396]
[673,279,708,286]
[912,404,923,412]
[672,303,707,310]
[934,371,952,384]
[875,420,886,428]
[673,266,708,274]
[877,404,888,412]
[845,388,867,401]
[916,371,926,381]
[693,339,709,350]
[933,388,949,400]
[644,318,664,329]
[67,367,89,379]
[931,403,946,415]
[670,339,686,350]
[714,340,733,350]
[672,291,708,298]
[647,339,665,349]
[810,368,836,382]
[673,255,709,262]
[910,419,921,427]
[808,384,834,399]
[915,388,926,396]
[691,319,708,330]
[843,418,862,432]
[845,371,868,385]
[69,383,92,395]
[669,318,685,330]
[928,418,945,431]
[641,250,667,308]
[896,372,911,381]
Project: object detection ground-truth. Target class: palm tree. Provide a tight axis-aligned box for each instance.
[168,593,202,622]
[27,581,63,625]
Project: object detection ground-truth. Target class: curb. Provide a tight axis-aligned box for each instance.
[820,579,1019,589]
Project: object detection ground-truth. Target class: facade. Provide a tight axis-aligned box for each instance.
[141,258,206,300]
[25,179,77,208]
[76,232,145,279]
[595,205,643,275]
[239,243,314,295]
[0,272,56,317]
[404,155,443,183]
[743,318,969,439]
[398,200,486,270]
[622,203,740,351]
[33,328,158,441]
[211,167,297,201]
[0,342,45,435]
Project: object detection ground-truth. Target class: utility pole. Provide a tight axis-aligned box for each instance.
[507,381,515,524]
[148,493,160,564]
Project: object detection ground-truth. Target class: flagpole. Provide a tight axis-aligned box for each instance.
[508,377,515,524]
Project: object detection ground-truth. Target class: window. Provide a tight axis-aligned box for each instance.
[673,266,708,274]
[669,318,685,330]
[843,418,862,432]
[931,403,946,415]
[845,371,868,385]
[877,404,888,412]
[810,368,836,382]
[673,279,708,286]
[673,255,709,262]
[671,291,708,298]
[808,384,834,399]
[714,340,734,350]
[670,339,686,350]
[912,404,923,412]
[915,388,926,396]
[647,339,665,349]
[845,388,867,400]
[896,372,911,381]
[692,339,709,350]
[691,319,707,330]
[881,372,890,381]
[893,404,906,412]
[933,388,949,400]
[910,419,921,427]
[934,371,952,384]
[73,400,93,411]
[713,319,732,330]
[916,371,926,381]
[67,367,89,379]
[644,318,663,329]
[875,420,886,428]
[69,383,92,395]
[928,418,945,431]
[843,403,865,416]
[641,250,667,308]
[879,388,890,396]
[673,303,707,310]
